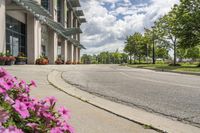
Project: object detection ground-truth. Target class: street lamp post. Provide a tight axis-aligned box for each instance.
[152,26,156,64]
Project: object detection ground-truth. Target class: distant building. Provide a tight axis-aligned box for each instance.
[0,0,86,64]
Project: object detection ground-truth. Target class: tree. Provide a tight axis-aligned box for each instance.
[177,48,187,62]
[134,33,147,63]
[81,54,92,64]
[156,47,169,60]
[186,46,200,61]
[155,8,180,65]
[175,0,200,48]
[112,49,122,64]
[121,53,128,63]
[124,36,135,64]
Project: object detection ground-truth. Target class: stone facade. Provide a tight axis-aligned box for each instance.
[0,0,85,64]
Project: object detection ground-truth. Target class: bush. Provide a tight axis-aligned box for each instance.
[66,60,72,64]
[55,58,64,65]
[156,60,165,64]
[168,63,181,66]
[0,68,74,133]
[36,56,49,65]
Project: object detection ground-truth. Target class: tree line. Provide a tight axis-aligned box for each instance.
[124,0,200,66]
[81,50,129,64]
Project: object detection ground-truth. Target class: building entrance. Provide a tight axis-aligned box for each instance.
[6,15,26,57]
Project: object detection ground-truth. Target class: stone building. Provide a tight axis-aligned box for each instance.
[0,0,86,64]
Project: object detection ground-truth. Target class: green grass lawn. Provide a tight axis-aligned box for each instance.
[127,63,200,73]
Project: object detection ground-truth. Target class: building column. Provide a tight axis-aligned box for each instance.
[61,40,68,63]
[0,0,6,53]
[27,14,41,64]
[67,42,74,64]
[67,10,74,63]
[73,46,76,63]
[71,44,75,63]
[46,0,58,64]
[48,31,58,64]
[76,47,79,63]
[78,48,81,62]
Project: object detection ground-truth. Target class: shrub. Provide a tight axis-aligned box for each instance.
[198,63,200,67]
[156,60,165,64]
[66,60,72,64]
[55,58,64,65]
[5,56,16,62]
[168,63,181,66]
[16,53,27,62]
[36,56,49,65]
[0,68,74,133]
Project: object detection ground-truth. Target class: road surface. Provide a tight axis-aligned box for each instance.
[62,64,200,127]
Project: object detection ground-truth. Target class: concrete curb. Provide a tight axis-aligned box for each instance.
[126,66,200,76]
[48,70,200,133]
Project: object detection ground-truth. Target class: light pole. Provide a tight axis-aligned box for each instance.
[152,26,156,64]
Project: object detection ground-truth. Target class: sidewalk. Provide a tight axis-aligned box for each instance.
[3,65,156,133]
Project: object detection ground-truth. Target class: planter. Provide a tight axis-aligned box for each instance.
[15,61,26,65]
[0,60,5,65]
[36,58,49,65]
[55,59,64,65]
[5,61,15,65]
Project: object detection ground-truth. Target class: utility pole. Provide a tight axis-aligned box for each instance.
[152,27,156,64]
[146,44,148,64]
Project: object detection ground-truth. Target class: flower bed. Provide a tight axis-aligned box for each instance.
[36,56,49,65]
[66,60,72,65]
[0,68,74,133]
[0,54,16,66]
[55,58,64,65]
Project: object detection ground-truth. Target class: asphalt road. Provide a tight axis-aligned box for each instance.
[62,64,200,127]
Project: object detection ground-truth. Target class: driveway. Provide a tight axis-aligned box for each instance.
[62,64,200,127]
[2,65,156,133]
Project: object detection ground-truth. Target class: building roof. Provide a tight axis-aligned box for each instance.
[42,17,82,47]
[63,27,82,36]
[79,44,86,49]
[68,0,81,7]
[79,18,87,23]
[12,0,52,17]
[75,10,84,16]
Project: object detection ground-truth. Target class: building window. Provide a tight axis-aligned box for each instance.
[57,0,61,23]
[57,42,61,58]
[41,0,50,11]
[41,45,46,56]
[41,25,49,56]
[6,15,26,57]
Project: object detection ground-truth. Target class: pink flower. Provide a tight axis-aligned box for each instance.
[0,68,8,78]
[12,100,30,118]
[0,109,9,123]
[0,78,11,91]
[0,126,24,133]
[41,111,55,120]
[30,80,37,87]
[58,121,74,133]
[4,94,14,104]
[0,87,5,94]
[26,123,38,129]
[58,106,70,120]
[46,96,57,106]
[50,127,63,133]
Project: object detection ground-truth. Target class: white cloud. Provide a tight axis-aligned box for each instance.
[80,0,179,55]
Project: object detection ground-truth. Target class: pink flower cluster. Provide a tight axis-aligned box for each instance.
[0,68,74,133]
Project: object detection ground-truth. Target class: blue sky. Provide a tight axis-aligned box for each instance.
[80,0,179,55]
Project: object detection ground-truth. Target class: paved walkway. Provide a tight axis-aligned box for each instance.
[3,65,156,133]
